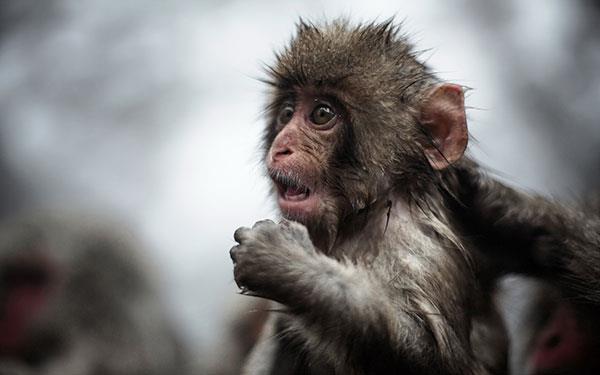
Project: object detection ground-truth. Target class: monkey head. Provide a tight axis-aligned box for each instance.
[263,20,468,245]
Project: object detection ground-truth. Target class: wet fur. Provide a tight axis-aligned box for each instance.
[231,19,510,375]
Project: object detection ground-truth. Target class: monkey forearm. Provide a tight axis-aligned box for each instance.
[453,163,600,304]
[295,259,457,372]
[449,163,557,273]
[260,252,451,374]
[278,252,420,341]
[231,220,445,371]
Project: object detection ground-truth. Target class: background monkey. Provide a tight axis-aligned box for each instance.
[0,213,189,375]
[230,19,508,375]
[497,277,600,375]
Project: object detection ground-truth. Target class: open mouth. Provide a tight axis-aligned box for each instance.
[269,169,317,217]
[271,171,311,201]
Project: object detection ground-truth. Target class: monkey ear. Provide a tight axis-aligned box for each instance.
[419,83,468,170]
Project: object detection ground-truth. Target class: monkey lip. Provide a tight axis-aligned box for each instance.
[282,185,310,201]
[277,188,318,218]
[275,180,311,203]
[270,170,318,215]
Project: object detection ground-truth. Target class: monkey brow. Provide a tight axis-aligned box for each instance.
[263,62,352,91]
[311,74,353,88]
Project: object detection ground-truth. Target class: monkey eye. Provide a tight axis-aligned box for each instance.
[309,104,336,127]
[277,105,294,126]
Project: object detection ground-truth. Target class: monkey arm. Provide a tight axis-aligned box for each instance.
[445,162,556,275]
[535,208,600,305]
[448,162,600,304]
[231,219,477,374]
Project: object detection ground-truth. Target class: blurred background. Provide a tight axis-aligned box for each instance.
[0,0,598,373]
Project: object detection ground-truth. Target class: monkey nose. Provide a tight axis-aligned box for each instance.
[271,146,293,163]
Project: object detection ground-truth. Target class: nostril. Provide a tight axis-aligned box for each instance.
[273,147,293,161]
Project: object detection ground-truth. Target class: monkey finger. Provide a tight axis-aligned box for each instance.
[233,268,247,289]
[229,245,240,263]
[233,227,250,243]
[252,219,275,229]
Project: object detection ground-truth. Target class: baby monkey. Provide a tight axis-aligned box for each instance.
[230,19,508,375]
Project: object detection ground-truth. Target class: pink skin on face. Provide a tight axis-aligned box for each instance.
[267,94,339,220]
[276,181,319,219]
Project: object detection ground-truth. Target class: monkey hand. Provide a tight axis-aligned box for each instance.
[230,219,315,302]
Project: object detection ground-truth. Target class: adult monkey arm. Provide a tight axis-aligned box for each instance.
[446,161,600,298]
[443,161,556,275]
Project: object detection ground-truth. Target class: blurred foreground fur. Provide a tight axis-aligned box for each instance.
[0,213,190,375]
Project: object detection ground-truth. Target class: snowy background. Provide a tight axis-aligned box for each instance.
[1,0,599,371]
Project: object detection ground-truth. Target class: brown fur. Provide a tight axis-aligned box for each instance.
[446,161,600,300]
[230,19,509,375]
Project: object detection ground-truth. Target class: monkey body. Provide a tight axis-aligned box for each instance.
[230,19,507,375]
[229,18,600,375]
[233,194,495,374]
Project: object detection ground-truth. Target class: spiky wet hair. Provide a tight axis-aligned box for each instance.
[263,18,446,213]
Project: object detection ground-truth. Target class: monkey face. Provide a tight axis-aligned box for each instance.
[267,92,344,223]
[262,20,469,245]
